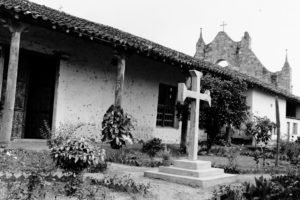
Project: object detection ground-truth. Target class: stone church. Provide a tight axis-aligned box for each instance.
[195,30,292,93]
[0,0,299,145]
[194,29,298,141]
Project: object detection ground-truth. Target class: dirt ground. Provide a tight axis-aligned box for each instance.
[86,163,270,200]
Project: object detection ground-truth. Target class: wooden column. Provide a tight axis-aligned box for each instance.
[275,96,280,167]
[0,22,25,143]
[0,46,5,100]
[114,52,125,107]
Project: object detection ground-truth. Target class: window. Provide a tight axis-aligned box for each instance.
[216,59,229,67]
[286,101,297,118]
[156,84,177,127]
[293,123,298,135]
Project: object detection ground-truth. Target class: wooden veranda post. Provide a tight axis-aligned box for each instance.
[0,21,25,143]
[275,96,280,167]
[0,46,5,100]
[114,52,126,107]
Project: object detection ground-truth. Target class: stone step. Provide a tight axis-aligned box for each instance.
[173,159,211,170]
[159,166,224,178]
[144,170,237,188]
[8,139,48,151]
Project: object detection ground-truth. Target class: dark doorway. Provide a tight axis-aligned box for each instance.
[23,52,57,139]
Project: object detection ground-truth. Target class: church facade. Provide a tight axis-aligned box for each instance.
[195,30,299,141]
[0,0,299,145]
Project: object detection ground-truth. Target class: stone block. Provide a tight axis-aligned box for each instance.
[159,166,224,178]
[173,159,211,170]
[144,170,236,188]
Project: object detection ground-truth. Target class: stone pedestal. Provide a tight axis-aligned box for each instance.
[144,159,237,188]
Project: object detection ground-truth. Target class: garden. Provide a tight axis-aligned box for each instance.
[1,75,300,200]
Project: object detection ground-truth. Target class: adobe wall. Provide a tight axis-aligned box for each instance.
[250,88,287,140]
[0,25,200,143]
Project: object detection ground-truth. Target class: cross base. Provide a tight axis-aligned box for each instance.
[144,159,237,188]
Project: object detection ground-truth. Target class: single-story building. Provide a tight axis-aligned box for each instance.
[0,0,299,144]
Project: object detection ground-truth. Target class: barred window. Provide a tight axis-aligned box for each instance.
[156,84,177,127]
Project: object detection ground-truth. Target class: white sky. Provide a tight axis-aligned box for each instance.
[30,0,300,96]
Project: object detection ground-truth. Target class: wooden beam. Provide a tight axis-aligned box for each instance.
[113,52,126,107]
[0,46,5,100]
[275,96,280,167]
[0,21,25,143]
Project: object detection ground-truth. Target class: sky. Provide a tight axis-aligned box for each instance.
[30,0,300,96]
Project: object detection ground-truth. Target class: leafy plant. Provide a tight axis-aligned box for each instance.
[213,184,246,200]
[41,122,86,147]
[142,138,164,159]
[243,176,273,200]
[283,142,300,164]
[101,105,134,149]
[91,175,151,195]
[225,147,239,170]
[253,150,261,169]
[245,116,275,146]
[200,74,249,148]
[50,137,102,175]
[161,148,172,166]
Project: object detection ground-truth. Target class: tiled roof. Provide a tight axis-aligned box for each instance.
[0,0,299,103]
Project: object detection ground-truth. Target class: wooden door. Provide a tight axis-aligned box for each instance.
[24,56,56,139]
[12,56,30,138]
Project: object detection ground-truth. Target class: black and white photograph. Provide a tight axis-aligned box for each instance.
[0,0,300,199]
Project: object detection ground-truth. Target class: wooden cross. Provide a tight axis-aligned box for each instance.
[177,70,211,160]
[220,21,227,32]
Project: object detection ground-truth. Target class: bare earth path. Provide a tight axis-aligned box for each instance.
[87,163,270,200]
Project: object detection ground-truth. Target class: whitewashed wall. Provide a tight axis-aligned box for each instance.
[0,25,188,143]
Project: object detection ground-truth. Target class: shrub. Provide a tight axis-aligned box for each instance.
[41,122,85,147]
[102,105,134,149]
[225,147,239,166]
[142,138,163,159]
[50,137,103,175]
[213,184,246,200]
[0,149,55,174]
[91,175,151,195]
[87,161,108,173]
[245,116,275,146]
[161,149,172,166]
[284,142,300,164]
[215,174,300,200]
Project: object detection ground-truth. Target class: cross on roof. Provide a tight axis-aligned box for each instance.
[220,21,227,32]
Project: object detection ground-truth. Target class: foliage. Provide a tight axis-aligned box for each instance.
[41,122,86,145]
[213,184,246,200]
[50,137,103,175]
[253,150,261,168]
[102,105,134,149]
[105,146,163,167]
[243,176,274,200]
[225,147,239,169]
[3,174,115,200]
[162,149,171,161]
[281,141,300,164]
[0,149,55,173]
[200,74,249,148]
[142,138,164,158]
[87,161,108,173]
[245,116,275,145]
[91,175,151,195]
[161,148,172,166]
[215,173,300,200]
